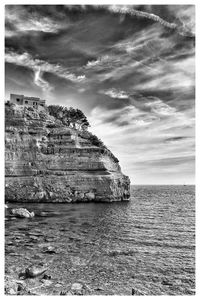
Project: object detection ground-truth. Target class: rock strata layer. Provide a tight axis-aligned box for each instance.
[5,104,130,202]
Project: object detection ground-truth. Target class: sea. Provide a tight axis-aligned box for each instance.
[5,185,195,295]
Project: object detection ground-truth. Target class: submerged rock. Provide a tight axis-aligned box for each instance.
[60,282,89,295]
[5,276,26,295]
[42,246,56,254]
[11,208,34,218]
[42,274,51,280]
[70,283,84,295]
[5,277,18,295]
[71,282,83,291]
[23,265,48,278]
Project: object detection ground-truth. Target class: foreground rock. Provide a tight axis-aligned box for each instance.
[5,276,18,295]
[70,282,84,295]
[60,282,91,295]
[11,208,34,218]
[5,272,91,296]
[19,264,48,279]
[5,104,130,203]
[5,276,26,295]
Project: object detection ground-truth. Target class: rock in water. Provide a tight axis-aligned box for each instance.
[5,277,18,295]
[71,283,83,290]
[70,283,84,295]
[11,208,34,218]
[5,104,130,203]
[42,246,56,254]
[25,266,48,278]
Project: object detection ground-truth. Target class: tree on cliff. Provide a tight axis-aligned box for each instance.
[48,105,90,131]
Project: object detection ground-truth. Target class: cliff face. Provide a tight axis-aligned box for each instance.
[5,104,130,203]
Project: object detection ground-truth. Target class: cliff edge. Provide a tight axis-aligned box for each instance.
[5,103,130,202]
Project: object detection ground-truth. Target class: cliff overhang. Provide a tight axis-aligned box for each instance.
[5,103,130,203]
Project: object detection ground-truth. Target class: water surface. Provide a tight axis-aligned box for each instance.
[5,185,195,295]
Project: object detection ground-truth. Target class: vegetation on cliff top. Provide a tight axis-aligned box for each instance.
[48,105,90,131]
[48,105,119,162]
[5,102,119,162]
[48,105,108,149]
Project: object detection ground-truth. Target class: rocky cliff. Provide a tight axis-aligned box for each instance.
[5,103,130,202]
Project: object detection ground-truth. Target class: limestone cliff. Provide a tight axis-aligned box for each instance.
[5,103,130,202]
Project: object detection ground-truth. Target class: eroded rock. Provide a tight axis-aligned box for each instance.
[22,265,48,278]
[5,104,130,203]
[5,277,18,295]
[11,208,34,218]
[85,191,95,201]
[5,276,26,295]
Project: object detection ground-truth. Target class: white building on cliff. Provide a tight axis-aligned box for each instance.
[10,93,46,109]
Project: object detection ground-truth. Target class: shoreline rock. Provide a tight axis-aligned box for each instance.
[11,208,34,218]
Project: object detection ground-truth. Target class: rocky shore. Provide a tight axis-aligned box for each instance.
[5,103,130,203]
[5,103,130,294]
[5,186,195,296]
[5,272,92,295]
[5,205,100,295]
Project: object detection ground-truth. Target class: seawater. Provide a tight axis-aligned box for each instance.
[5,185,195,295]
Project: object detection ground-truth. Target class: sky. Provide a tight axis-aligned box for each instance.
[5,4,195,184]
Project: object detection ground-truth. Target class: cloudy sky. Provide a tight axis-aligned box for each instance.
[5,5,195,184]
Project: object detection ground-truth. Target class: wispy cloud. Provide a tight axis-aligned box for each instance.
[168,5,195,36]
[106,5,195,37]
[107,5,178,29]
[144,99,177,116]
[5,51,86,90]
[89,98,194,183]
[85,56,110,68]
[132,55,195,94]
[5,6,64,36]
[100,88,129,99]
[34,68,52,93]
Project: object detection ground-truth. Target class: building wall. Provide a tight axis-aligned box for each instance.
[24,98,39,109]
[10,94,24,105]
[10,94,46,108]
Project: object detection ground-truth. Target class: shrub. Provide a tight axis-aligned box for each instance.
[26,106,34,112]
[88,133,104,147]
[48,105,90,130]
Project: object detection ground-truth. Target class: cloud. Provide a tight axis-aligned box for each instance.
[100,88,129,99]
[85,56,110,68]
[5,5,64,36]
[84,55,125,76]
[106,5,195,37]
[134,155,195,168]
[167,5,195,36]
[34,68,52,93]
[164,136,188,143]
[5,51,86,86]
[88,97,194,183]
[107,5,178,29]
[112,32,195,101]
[144,99,177,116]
[82,21,193,101]
[132,55,195,95]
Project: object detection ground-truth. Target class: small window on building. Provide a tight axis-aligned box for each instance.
[16,98,20,102]
[25,101,28,104]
